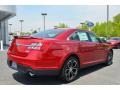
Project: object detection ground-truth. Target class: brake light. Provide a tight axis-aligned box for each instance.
[27,43,43,50]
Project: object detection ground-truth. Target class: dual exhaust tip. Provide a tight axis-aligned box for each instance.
[29,72,36,77]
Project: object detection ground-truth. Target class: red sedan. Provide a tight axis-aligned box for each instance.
[7,29,113,82]
[107,37,120,49]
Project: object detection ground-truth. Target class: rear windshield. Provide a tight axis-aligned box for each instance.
[31,29,65,38]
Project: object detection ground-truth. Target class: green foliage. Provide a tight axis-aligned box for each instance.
[76,22,88,30]
[113,13,120,24]
[82,24,89,30]
[55,23,68,28]
[11,13,120,38]
[92,22,107,37]
[92,13,120,37]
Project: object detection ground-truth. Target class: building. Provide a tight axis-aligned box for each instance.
[0,5,16,45]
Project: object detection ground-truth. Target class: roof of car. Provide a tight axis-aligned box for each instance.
[54,28,92,32]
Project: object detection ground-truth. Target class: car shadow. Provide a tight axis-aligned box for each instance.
[12,64,106,85]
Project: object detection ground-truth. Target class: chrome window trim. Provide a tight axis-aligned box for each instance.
[67,31,87,41]
[67,30,91,42]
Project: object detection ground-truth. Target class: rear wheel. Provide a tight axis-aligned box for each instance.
[60,56,79,82]
[105,50,113,66]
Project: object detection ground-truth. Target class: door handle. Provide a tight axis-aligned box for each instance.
[96,44,99,46]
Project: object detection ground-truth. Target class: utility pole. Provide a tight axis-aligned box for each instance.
[106,5,109,38]
[19,20,24,34]
[41,13,47,31]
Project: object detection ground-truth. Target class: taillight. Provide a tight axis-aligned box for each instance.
[27,43,43,50]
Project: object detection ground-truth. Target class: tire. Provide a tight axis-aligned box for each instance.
[117,45,120,49]
[60,56,79,82]
[105,50,113,66]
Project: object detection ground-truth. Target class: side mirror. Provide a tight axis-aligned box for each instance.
[97,38,103,43]
[99,38,111,44]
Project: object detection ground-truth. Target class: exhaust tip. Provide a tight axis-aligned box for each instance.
[29,72,35,77]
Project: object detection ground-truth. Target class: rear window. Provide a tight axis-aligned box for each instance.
[31,29,65,38]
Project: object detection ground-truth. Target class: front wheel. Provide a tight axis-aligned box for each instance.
[60,56,79,82]
[117,45,120,49]
[105,50,113,66]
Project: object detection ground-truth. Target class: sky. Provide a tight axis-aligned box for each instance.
[8,5,120,32]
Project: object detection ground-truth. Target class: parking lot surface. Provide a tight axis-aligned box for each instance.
[0,50,120,85]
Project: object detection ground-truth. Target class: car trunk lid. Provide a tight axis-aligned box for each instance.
[9,36,44,57]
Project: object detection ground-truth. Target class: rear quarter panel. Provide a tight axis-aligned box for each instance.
[47,40,81,69]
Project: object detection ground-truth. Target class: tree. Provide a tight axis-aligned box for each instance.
[55,23,68,28]
[76,24,88,30]
[76,22,89,30]
[32,30,37,34]
[92,13,120,37]
[113,13,120,24]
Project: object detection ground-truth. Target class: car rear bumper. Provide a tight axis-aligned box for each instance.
[7,51,62,70]
[7,60,60,76]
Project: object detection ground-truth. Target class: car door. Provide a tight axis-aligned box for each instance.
[76,31,99,67]
[88,32,107,62]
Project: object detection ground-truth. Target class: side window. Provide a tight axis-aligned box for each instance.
[69,32,80,41]
[89,33,99,42]
[77,32,89,41]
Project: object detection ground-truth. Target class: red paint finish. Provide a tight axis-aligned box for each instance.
[7,29,112,72]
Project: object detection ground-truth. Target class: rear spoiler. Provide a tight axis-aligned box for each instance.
[14,35,31,39]
[14,35,42,39]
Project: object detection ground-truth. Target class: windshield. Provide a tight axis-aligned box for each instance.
[109,37,120,40]
[31,29,65,38]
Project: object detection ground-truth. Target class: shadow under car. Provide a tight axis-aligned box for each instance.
[12,63,106,85]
